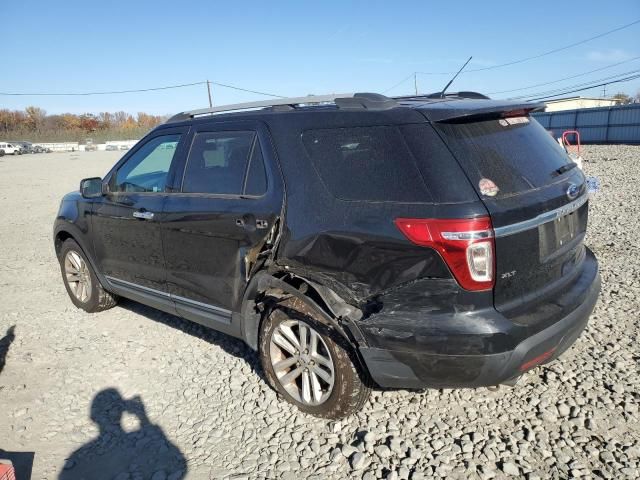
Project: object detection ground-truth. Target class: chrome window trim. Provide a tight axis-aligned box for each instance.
[105,276,231,315]
[493,193,589,238]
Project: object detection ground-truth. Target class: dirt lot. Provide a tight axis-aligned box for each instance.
[0,147,639,480]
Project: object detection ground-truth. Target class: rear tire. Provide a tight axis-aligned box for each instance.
[59,239,117,313]
[259,298,370,419]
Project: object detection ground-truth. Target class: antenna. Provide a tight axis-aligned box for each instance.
[439,56,473,98]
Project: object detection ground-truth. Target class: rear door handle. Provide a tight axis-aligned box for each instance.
[236,216,266,231]
[133,210,154,220]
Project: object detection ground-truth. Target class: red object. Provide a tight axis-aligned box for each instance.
[501,109,528,118]
[562,130,581,156]
[0,463,16,480]
[519,347,557,372]
[394,216,495,291]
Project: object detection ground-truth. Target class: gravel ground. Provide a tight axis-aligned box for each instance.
[0,146,638,480]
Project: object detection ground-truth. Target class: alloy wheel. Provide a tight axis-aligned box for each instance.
[64,250,92,303]
[269,319,335,405]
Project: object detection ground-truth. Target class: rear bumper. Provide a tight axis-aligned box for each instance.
[358,249,601,389]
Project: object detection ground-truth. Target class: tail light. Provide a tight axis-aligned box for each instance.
[394,216,495,291]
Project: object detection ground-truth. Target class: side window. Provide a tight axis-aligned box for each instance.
[302,126,431,202]
[182,131,264,195]
[113,134,181,193]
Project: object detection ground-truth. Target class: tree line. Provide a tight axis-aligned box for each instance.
[0,107,167,143]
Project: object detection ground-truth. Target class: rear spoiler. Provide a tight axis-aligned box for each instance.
[411,99,546,123]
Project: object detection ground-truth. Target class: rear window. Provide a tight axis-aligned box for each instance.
[302,126,432,202]
[434,117,574,197]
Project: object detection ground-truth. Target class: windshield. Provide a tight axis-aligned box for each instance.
[434,116,575,198]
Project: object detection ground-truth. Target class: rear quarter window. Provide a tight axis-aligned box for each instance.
[302,126,432,202]
[434,117,575,197]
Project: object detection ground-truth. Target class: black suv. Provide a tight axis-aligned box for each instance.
[54,92,600,418]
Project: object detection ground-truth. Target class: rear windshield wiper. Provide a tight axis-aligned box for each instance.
[552,163,577,177]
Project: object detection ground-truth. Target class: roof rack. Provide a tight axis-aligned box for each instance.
[166,92,397,123]
[394,91,490,101]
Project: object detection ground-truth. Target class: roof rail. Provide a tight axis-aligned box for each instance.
[394,91,490,101]
[166,92,397,123]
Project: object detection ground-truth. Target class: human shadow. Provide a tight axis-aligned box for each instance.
[59,388,187,480]
[118,299,265,381]
[0,325,16,375]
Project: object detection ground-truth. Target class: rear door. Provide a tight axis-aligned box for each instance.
[161,121,283,333]
[433,115,589,314]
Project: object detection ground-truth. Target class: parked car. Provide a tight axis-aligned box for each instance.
[105,144,119,151]
[54,92,601,418]
[85,138,97,152]
[8,141,32,153]
[119,144,130,150]
[0,142,22,155]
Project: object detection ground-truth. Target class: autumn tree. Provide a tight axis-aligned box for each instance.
[79,114,100,132]
[24,106,47,131]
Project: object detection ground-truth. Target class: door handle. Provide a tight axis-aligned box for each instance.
[133,210,154,220]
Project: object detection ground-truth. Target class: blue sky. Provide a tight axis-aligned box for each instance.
[1,0,639,115]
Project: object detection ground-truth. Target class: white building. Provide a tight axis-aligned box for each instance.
[543,96,620,112]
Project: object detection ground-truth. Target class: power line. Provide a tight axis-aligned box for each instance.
[0,80,284,98]
[508,68,640,100]
[525,73,640,101]
[382,73,415,94]
[415,18,640,75]
[0,81,207,96]
[489,56,640,95]
[208,81,285,98]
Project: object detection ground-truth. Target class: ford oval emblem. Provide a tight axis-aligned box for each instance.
[566,183,580,200]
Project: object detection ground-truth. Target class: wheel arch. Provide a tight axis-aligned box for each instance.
[53,225,107,287]
[240,270,367,352]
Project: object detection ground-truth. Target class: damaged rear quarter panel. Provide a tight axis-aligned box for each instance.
[267,112,489,320]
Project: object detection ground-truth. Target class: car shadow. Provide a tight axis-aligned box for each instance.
[59,388,187,480]
[0,325,16,375]
[117,299,266,382]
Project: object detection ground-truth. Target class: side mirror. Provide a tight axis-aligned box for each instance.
[80,177,104,198]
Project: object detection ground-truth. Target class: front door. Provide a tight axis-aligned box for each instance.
[91,129,187,293]
[162,122,283,332]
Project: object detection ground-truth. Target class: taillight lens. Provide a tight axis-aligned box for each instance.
[394,217,495,291]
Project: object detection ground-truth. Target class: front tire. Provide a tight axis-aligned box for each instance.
[259,298,370,419]
[59,239,117,313]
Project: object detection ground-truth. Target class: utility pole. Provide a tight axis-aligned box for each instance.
[206,80,213,108]
[414,72,418,96]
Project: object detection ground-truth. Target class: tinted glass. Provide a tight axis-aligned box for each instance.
[114,134,180,193]
[244,140,267,196]
[434,117,574,197]
[183,131,254,194]
[302,126,431,202]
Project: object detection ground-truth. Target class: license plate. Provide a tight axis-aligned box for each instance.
[538,205,587,260]
[555,211,580,247]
